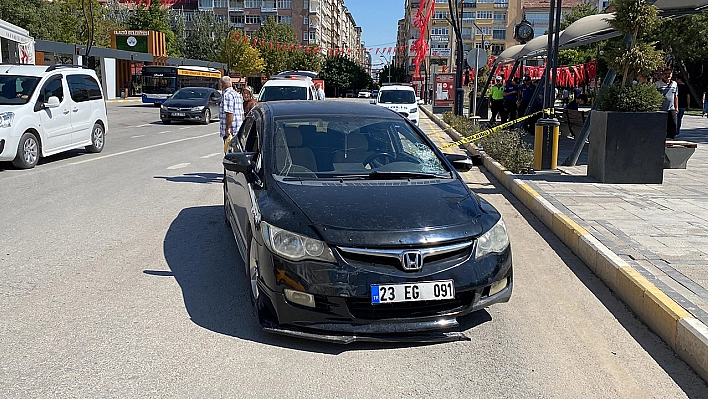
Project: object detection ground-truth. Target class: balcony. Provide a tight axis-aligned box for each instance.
[309,22,319,29]
[229,0,244,10]
[494,2,508,7]
[261,2,276,12]
[230,22,245,28]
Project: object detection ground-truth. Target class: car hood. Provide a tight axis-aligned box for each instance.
[276,179,484,246]
[162,98,206,108]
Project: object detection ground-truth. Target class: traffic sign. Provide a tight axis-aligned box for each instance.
[466,49,488,71]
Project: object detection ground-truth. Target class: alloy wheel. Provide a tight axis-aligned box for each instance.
[249,236,259,301]
[23,136,38,165]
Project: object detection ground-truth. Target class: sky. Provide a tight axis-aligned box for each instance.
[343,0,405,67]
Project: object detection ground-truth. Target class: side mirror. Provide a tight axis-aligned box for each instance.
[444,153,474,172]
[223,152,256,174]
[45,96,60,109]
[370,99,376,104]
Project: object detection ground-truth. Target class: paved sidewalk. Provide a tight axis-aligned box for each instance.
[422,106,708,381]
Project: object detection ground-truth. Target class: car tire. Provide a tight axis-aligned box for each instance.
[162,119,171,125]
[12,132,39,169]
[85,122,105,153]
[202,109,211,125]
[223,184,231,227]
[248,234,260,304]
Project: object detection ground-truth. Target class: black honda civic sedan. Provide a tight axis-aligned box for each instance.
[223,101,512,343]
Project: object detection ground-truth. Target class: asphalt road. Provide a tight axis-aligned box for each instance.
[0,99,706,398]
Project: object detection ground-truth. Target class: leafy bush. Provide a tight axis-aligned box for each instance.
[480,129,534,174]
[442,112,478,137]
[597,82,663,112]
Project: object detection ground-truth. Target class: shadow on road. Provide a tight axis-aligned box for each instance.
[155,205,493,354]
[154,172,223,184]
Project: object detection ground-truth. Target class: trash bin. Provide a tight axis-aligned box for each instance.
[534,118,560,170]
[120,89,127,99]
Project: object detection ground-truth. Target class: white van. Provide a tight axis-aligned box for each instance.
[258,71,319,102]
[0,65,108,169]
[370,84,419,125]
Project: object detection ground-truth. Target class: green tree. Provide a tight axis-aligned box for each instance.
[127,0,181,56]
[184,11,229,61]
[254,17,298,76]
[378,64,406,85]
[319,55,371,97]
[288,47,324,73]
[218,32,265,76]
[167,9,186,57]
[560,3,598,30]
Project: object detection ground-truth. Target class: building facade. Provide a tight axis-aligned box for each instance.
[398,0,524,82]
[523,0,583,38]
[181,0,364,65]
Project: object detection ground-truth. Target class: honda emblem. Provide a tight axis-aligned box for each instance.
[401,251,423,271]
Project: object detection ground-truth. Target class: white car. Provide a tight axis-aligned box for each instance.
[370,85,419,125]
[258,72,319,102]
[357,90,371,98]
[0,65,107,169]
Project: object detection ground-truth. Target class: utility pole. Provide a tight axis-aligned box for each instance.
[447,0,465,115]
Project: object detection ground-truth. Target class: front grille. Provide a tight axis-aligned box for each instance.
[167,107,190,111]
[337,241,473,272]
[346,291,475,320]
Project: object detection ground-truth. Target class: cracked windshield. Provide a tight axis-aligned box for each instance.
[273,116,448,178]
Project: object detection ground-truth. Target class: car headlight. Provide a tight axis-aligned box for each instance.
[0,112,14,128]
[410,108,418,113]
[261,221,336,263]
[474,218,510,259]
[160,104,167,110]
[190,105,205,111]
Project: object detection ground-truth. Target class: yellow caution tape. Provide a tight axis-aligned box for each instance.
[439,108,554,150]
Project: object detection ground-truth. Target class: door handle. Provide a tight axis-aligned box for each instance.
[72,108,79,112]
[63,109,70,114]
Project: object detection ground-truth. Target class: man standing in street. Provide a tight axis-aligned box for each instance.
[676,75,690,136]
[489,76,505,124]
[501,77,520,123]
[315,83,326,100]
[656,68,678,139]
[220,76,244,152]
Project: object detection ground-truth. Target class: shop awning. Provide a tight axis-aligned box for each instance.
[0,19,33,45]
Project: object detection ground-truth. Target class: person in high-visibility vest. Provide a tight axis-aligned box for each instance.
[488,76,505,123]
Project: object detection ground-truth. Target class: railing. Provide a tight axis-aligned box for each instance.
[493,2,508,7]
[231,22,245,28]
[229,6,244,11]
[261,6,276,12]
[309,22,319,29]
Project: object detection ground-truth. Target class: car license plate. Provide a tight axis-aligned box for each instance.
[371,280,454,304]
[171,112,185,117]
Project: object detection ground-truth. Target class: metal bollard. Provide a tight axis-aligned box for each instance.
[534,118,560,170]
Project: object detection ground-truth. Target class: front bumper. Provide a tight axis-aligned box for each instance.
[160,110,205,121]
[254,240,512,343]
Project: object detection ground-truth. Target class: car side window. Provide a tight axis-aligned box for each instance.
[82,75,103,100]
[66,75,89,102]
[243,117,260,153]
[212,91,221,102]
[39,76,64,103]
[233,117,254,152]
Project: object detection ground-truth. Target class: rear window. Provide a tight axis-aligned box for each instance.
[259,86,308,102]
[67,74,102,102]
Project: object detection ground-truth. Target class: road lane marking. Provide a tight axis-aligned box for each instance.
[69,132,217,165]
[179,126,191,130]
[167,163,190,170]
[134,123,152,128]
[201,152,222,159]
[131,135,145,138]
[158,130,171,134]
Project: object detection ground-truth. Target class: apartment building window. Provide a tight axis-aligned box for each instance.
[214,0,228,8]
[244,0,260,8]
[463,0,476,6]
[435,0,448,3]
[431,27,449,35]
[199,0,213,8]
[526,12,548,26]
[491,44,504,55]
[477,11,492,19]
[277,15,292,24]
[246,15,261,24]
[229,0,243,8]
[434,11,449,19]
[494,0,508,7]
[493,12,506,23]
[462,11,475,23]
[231,15,244,24]
[277,0,291,8]
[309,31,316,41]
[411,2,419,8]
[477,0,492,3]
[304,0,308,8]
[461,27,473,40]
[477,26,491,35]
[304,16,309,25]
[492,28,506,40]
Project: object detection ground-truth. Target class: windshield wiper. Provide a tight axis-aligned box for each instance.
[367,171,450,180]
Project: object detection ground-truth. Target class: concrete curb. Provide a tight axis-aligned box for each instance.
[421,106,708,382]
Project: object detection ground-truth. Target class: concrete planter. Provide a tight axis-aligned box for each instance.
[588,111,667,184]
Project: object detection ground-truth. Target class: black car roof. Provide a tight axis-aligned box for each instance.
[261,101,401,118]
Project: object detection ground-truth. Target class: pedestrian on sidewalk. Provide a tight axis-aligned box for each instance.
[702,87,708,117]
[489,76,505,124]
[242,86,258,115]
[315,83,326,100]
[656,68,678,139]
[220,76,244,153]
[676,75,689,136]
[518,75,536,121]
[501,77,520,123]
